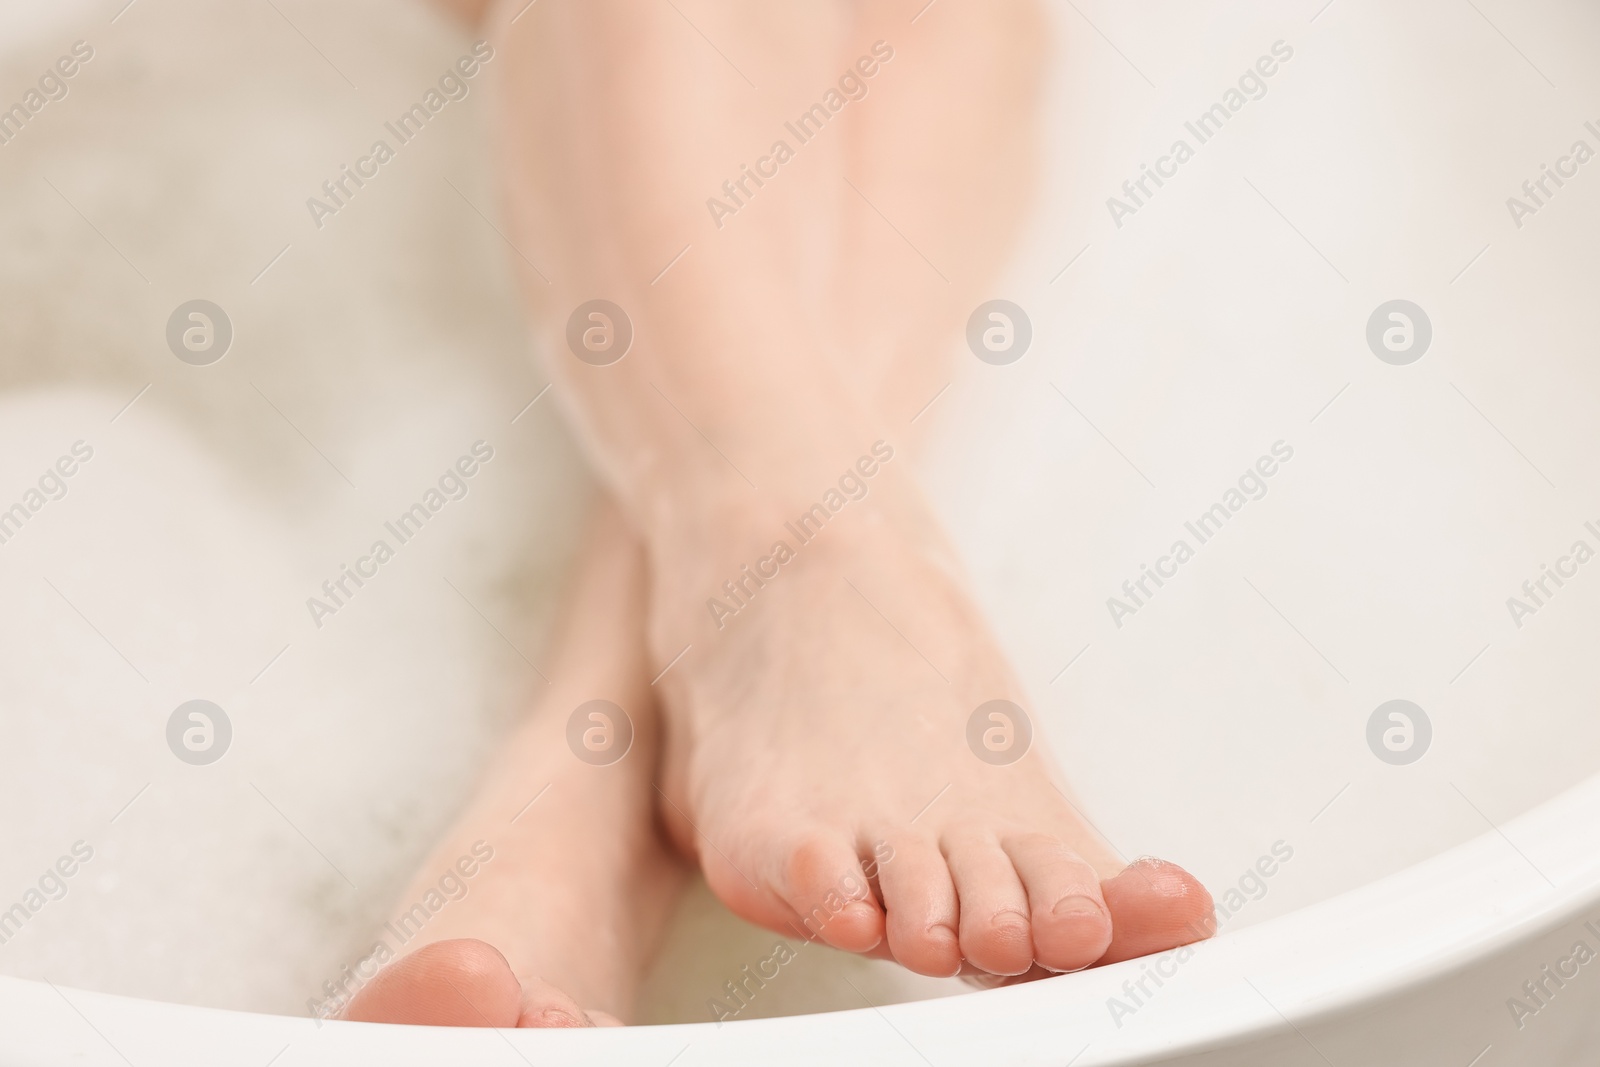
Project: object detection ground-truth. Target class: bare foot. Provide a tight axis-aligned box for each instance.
[342,501,685,1026]
[652,493,1214,979]
[340,939,620,1027]
[463,0,1209,989]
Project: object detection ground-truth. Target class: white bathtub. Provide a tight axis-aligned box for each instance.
[6,775,1599,1064]
[3,0,1597,1063]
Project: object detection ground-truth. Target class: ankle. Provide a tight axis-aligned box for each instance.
[655,438,929,556]
[648,480,968,654]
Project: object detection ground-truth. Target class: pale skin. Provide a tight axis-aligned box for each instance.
[343,0,1215,1026]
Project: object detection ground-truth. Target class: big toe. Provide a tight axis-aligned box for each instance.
[515,976,607,1029]
[1096,858,1216,966]
[340,939,524,1027]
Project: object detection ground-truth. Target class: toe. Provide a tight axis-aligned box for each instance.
[515,977,600,1028]
[1096,857,1216,966]
[779,830,884,953]
[1002,832,1112,972]
[340,939,522,1027]
[944,829,1033,976]
[876,836,961,977]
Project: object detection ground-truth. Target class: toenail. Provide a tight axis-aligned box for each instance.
[1052,895,1105,920]
[1038,961,1094,975]
[536,1008,586,1028]
[991,908,1030,932]
[925,924,962,977]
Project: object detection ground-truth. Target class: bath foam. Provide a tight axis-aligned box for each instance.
[0,439,93,547]
[304,440,496,629]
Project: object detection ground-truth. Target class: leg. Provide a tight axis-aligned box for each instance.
[342,499,686,1026]
[487,0,1213,980]
[830,1,1212,978]
[830,0,1053,422]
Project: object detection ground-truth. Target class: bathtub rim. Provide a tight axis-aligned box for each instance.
[5,768,1598,1066]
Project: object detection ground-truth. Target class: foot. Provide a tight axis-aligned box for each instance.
[340,501,685,1026]
[651,495,1214,979]
[341,938,620,1027]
